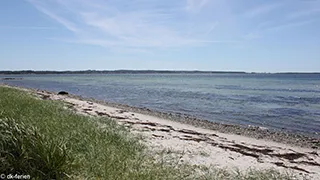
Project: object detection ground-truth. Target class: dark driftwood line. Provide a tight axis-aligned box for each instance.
[1,77,23,80]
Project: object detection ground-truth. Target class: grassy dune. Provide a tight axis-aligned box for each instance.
[0,86,295,179]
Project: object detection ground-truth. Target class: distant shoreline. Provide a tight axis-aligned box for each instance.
[0,70,320,75]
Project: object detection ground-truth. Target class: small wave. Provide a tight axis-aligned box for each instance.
[215,85,243,90]
[268,108,309,116]
[215,85,320,93]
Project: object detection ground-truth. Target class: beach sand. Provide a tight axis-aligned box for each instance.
[3,85,320,179]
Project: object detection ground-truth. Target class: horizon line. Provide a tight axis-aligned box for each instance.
[0,69,320,74]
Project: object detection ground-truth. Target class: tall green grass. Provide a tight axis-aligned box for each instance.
[0,87,195,179]
[0,86,297,179]
[0,118,72,179]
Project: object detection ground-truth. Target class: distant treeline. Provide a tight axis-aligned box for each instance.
[0,70,247,74]
[0,70,319,75]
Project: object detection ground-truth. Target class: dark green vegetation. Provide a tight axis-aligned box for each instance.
[0,70,247,74]
[1,70,319,75]
[0,86,297,179]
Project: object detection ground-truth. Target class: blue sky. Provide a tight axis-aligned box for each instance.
[0,0,319,72]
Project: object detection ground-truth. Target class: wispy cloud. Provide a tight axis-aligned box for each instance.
[0,26,57,30]
[26,0,234,52]
[242,0,320,40]
[244,19,316,40]
[264,19,316,33]
[243,2,282,18]
[26,0,318,51]
[205,22,219,35]
[186,0,209,13]
[28,0,79,32]
[287,8,320,19]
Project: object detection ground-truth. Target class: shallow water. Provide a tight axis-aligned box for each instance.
[1,73,320,136]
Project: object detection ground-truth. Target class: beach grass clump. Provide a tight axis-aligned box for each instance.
[0,86,191,179]
[0,118,72,179]
[0,86,296,179]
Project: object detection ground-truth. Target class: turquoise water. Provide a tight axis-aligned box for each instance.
[1,73,320,136]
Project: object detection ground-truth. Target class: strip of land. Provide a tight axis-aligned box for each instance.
[1,70,320,75]
[1,84,319,179]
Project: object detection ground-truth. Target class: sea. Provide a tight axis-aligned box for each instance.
[1,73,319,137]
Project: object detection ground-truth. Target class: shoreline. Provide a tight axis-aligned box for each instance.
[2,83,319,149]
[2,84,320,179]
[78,95,320,149]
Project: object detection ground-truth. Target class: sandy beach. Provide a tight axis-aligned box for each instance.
[3,85,320,179]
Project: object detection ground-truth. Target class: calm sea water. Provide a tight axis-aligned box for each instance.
[1,73,320,136]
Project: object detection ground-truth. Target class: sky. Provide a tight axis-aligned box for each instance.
[0,0,319,72]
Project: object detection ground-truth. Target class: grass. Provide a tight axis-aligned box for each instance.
[0,86,298,179]
[0,118,72,179]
